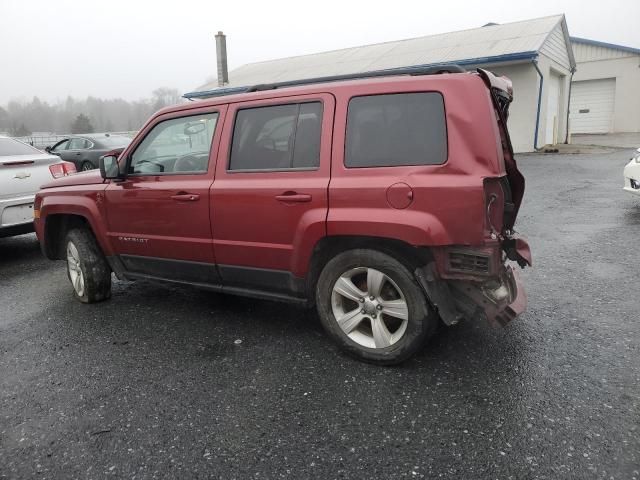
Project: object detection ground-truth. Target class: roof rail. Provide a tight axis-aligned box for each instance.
[184,64,466,100]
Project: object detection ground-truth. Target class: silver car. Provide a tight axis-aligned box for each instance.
[0,136,75,237]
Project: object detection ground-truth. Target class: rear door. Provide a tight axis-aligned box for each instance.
[211,94,333,292]
[104,106,226,283]
[61,137,89,165]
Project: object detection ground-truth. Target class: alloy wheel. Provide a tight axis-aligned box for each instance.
[66,241,85,297]
[331,267,409,349]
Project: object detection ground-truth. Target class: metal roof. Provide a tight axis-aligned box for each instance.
[571,36,640,56]
[187,14,571,99]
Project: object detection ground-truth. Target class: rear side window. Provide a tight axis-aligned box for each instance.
[68,138,89,150]
[345,93,447,168]
[229,102,322,171]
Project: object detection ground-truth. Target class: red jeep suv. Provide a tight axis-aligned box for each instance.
[34,66,531,364]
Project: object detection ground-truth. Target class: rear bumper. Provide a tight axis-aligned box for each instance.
[504,267,527,323]
[0,194,36,234]
[464,265,527,327]
[0,222,34,238]
[446,264,528,327]
[417,239,531,327]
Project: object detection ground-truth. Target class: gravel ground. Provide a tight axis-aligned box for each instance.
[1,149,639,479]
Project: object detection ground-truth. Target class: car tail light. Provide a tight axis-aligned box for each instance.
[483,178,506,238]
[49,161,76,178]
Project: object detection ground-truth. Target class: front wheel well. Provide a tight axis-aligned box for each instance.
[306,236,433,301]
[43,214,91,259]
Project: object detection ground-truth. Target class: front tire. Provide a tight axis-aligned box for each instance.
[316,249,436,365]
[80,161,94,171]
[65,228,112,303]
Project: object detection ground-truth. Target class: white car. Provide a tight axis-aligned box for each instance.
[0,136,76,238]
[623,148,640,196]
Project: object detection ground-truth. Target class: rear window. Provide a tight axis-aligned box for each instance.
[345,92,447,168]
[0,138,39,156]
[229,102,323,171]
[95,135,132,147]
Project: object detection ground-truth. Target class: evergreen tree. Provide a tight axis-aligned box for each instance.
[70,114,94,134]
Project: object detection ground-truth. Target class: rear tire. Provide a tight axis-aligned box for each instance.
[65,228,111,303]
[316,249,436,365]
[80,161,94,171]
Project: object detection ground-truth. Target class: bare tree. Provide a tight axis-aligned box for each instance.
[1,87,183,135]
[152,87,182,111]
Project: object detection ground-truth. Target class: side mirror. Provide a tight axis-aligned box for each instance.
[99,155,122,180]
[45,146,52,153]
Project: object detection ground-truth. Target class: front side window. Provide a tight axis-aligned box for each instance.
[229,102,322,171]
[345,92,447,168]
[51,139,69,152]
[129,113,219,175]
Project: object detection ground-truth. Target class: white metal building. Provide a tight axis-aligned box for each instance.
[186,15,576,152]
[569,37,640,134]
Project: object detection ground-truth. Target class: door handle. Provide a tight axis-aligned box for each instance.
[171,193,200,202]
[275,192,312,203]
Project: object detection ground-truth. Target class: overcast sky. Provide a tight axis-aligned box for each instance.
[1,0,639,105]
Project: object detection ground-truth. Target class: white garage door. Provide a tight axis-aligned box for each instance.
[569,79,616,134]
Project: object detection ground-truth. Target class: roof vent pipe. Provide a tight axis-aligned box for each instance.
[215,31,229,87]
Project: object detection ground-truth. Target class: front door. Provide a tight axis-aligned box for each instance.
[104,107,226,283]
[49,138,69,158]
[212,94,334,293]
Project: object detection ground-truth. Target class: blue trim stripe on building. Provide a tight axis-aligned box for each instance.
[571,36,640,55]
[183,51,539,99]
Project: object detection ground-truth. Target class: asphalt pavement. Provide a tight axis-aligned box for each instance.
[1,149,639,479]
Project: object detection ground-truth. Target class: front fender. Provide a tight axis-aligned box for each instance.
[40,190,111,255]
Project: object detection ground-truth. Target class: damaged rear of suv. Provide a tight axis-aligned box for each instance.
[417,70,531,329]
[34,65,530,365]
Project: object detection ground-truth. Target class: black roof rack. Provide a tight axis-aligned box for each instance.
[184,64,466,100]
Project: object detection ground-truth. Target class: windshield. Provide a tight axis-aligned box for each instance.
[94,136,132,148]
[0,137,40,156]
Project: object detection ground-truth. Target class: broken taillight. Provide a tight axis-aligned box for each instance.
[483,178,506,238]
[49,162,77,178]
